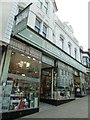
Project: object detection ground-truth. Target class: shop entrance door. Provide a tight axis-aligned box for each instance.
[40,63,57,100]
[40,68,53,99]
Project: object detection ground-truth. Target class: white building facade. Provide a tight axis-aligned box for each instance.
[1,0,87,119]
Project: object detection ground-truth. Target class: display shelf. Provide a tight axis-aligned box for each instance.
[10,94,26,98]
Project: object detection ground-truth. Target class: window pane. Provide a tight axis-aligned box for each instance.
[43,24,47,37]
[43,25,47,33]
[40,2,42,8]
[35,18,41,33]
[42,33,46,37]
[35,19,41,28]
[43,6,48,14]
[35,27,40,33]
[9,52,40,78]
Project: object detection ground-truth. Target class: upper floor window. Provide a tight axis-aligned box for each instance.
[68,42,71,55]
[40,1,43,9]
[74,48,77,59]
[60,34,64,49]
[42,24,47,38]
[82,56,89,67]
[35,18,41,33]
[62,69,64,75]
[44,2,48,14]
[38,0,48,14]
[38,0,43,9]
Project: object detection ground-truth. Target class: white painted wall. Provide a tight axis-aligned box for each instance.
[54,16,81,62]
[24,0,81,62]
[1,0,81,63]
[1,1,18,44]
[27,0,55,41]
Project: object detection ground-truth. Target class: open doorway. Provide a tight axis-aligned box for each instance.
[40,62,57,99]
[39,62,57,111]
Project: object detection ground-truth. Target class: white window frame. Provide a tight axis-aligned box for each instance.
[44,1,48,14]
[68,42,72,55]
[39,1,43,9]
[74,48,77,59]
[35,17,41,33]
[42,24,47,38]
[60,34,64,50]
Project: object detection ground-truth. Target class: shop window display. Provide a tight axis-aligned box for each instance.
[9,51,40,78]
[6,51,41,111]
[8,79,39,110]
[40,63,75,100]
[56,65,75,100]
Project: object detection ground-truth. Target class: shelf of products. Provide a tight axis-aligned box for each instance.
[9,81,39,110]
[2,78,39,112]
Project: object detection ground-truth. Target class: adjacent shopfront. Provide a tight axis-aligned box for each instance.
[74,71,87,97]
[40,58,75,105]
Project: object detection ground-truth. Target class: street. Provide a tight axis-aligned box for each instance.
[19,96,88,119]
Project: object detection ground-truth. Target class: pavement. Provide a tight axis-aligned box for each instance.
[18,96,88,119]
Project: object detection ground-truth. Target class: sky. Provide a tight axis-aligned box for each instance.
[55,0,89,51]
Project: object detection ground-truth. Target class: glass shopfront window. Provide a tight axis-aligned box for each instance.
[3,50,41,112]
[9,51,40,78]
[55,61,75,100]
[8,79,39,111]
[80,72,87,95]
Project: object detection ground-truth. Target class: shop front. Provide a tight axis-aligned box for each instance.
[57,61,75,100]
[11,3,86,106]
[1,38,42,119]
[74,71,87,97]
[40,59,75,106]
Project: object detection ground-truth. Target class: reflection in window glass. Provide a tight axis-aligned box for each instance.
[9,51,41,78]
[8,50,41,111]
[35,18,41,33]
[43,24,47,38]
